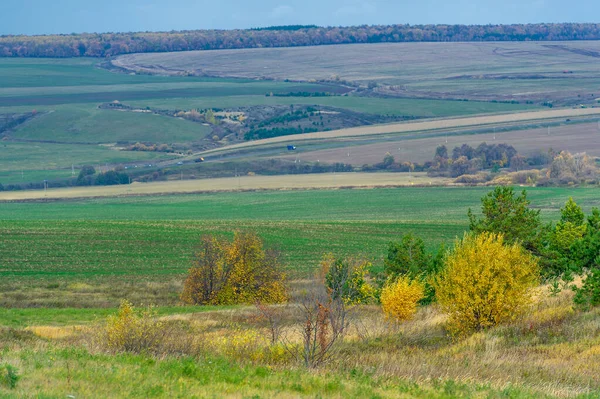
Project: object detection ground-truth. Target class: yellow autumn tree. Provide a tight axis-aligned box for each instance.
[181,232,287,305]
[435,232,539,336]
[380,276,424,322]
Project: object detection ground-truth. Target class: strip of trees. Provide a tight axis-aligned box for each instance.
[373,142,599,186]
[3,23,600,58]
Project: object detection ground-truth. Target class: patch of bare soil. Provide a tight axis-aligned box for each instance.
[278,121,600,165]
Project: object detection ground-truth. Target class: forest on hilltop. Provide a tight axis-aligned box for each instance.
[2,23,600,58]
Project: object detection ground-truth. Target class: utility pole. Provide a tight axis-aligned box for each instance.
[72,164,75,176]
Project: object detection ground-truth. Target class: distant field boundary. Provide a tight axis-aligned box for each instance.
[200,107,600,155]
[0,173,452,201]
[4,23,600,58]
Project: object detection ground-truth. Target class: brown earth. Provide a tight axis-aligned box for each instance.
[279,121,600,165]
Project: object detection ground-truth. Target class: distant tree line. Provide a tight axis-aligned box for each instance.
[74,165,130,186]
[251,25,320,31]
[3,23,600,58]
[244,126,320,140]
[269,92,337,98]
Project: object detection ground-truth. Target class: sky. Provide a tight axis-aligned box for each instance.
[1,0,599,35]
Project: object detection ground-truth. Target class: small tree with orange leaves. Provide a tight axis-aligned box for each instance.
[181,232,287,305]
[435,232,539,337]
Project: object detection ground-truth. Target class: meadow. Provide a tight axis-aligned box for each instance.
[1,271,599,398]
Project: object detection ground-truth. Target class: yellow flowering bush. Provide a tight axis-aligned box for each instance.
[435,232,539,337]
[380,276,424,322]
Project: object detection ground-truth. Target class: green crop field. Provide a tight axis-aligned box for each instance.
[0,141,173,184]
[0,58,272,89]
[1,186,598,308]
[129,95,536,118]
[8,104,212,144]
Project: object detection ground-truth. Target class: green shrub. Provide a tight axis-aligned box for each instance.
[384,235,444,305]
[1,364,20,389]
[320,255,376,305]
[574,268,600,311]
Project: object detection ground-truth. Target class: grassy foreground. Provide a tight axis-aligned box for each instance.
[1,287,599,398]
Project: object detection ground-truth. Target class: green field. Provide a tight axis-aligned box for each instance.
[1,187,598,297]
[0,58,262,89]
[129,95,536,118]
[9,104,212,144]
[0,141,172,173]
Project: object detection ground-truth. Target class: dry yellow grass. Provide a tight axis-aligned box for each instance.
[0,172,450,201]
[26,326,83,340]
[201,107,600,155]
[8,280,600,397]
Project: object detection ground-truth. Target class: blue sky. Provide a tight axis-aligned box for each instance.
[1,0,599,35]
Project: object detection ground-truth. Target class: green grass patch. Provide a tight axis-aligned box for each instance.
[0,58,250,88]
[0,346,552,398]
[10,104,211,144]
[0,306,230,328]
[0,141,172,175]
[130,95,538,118]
